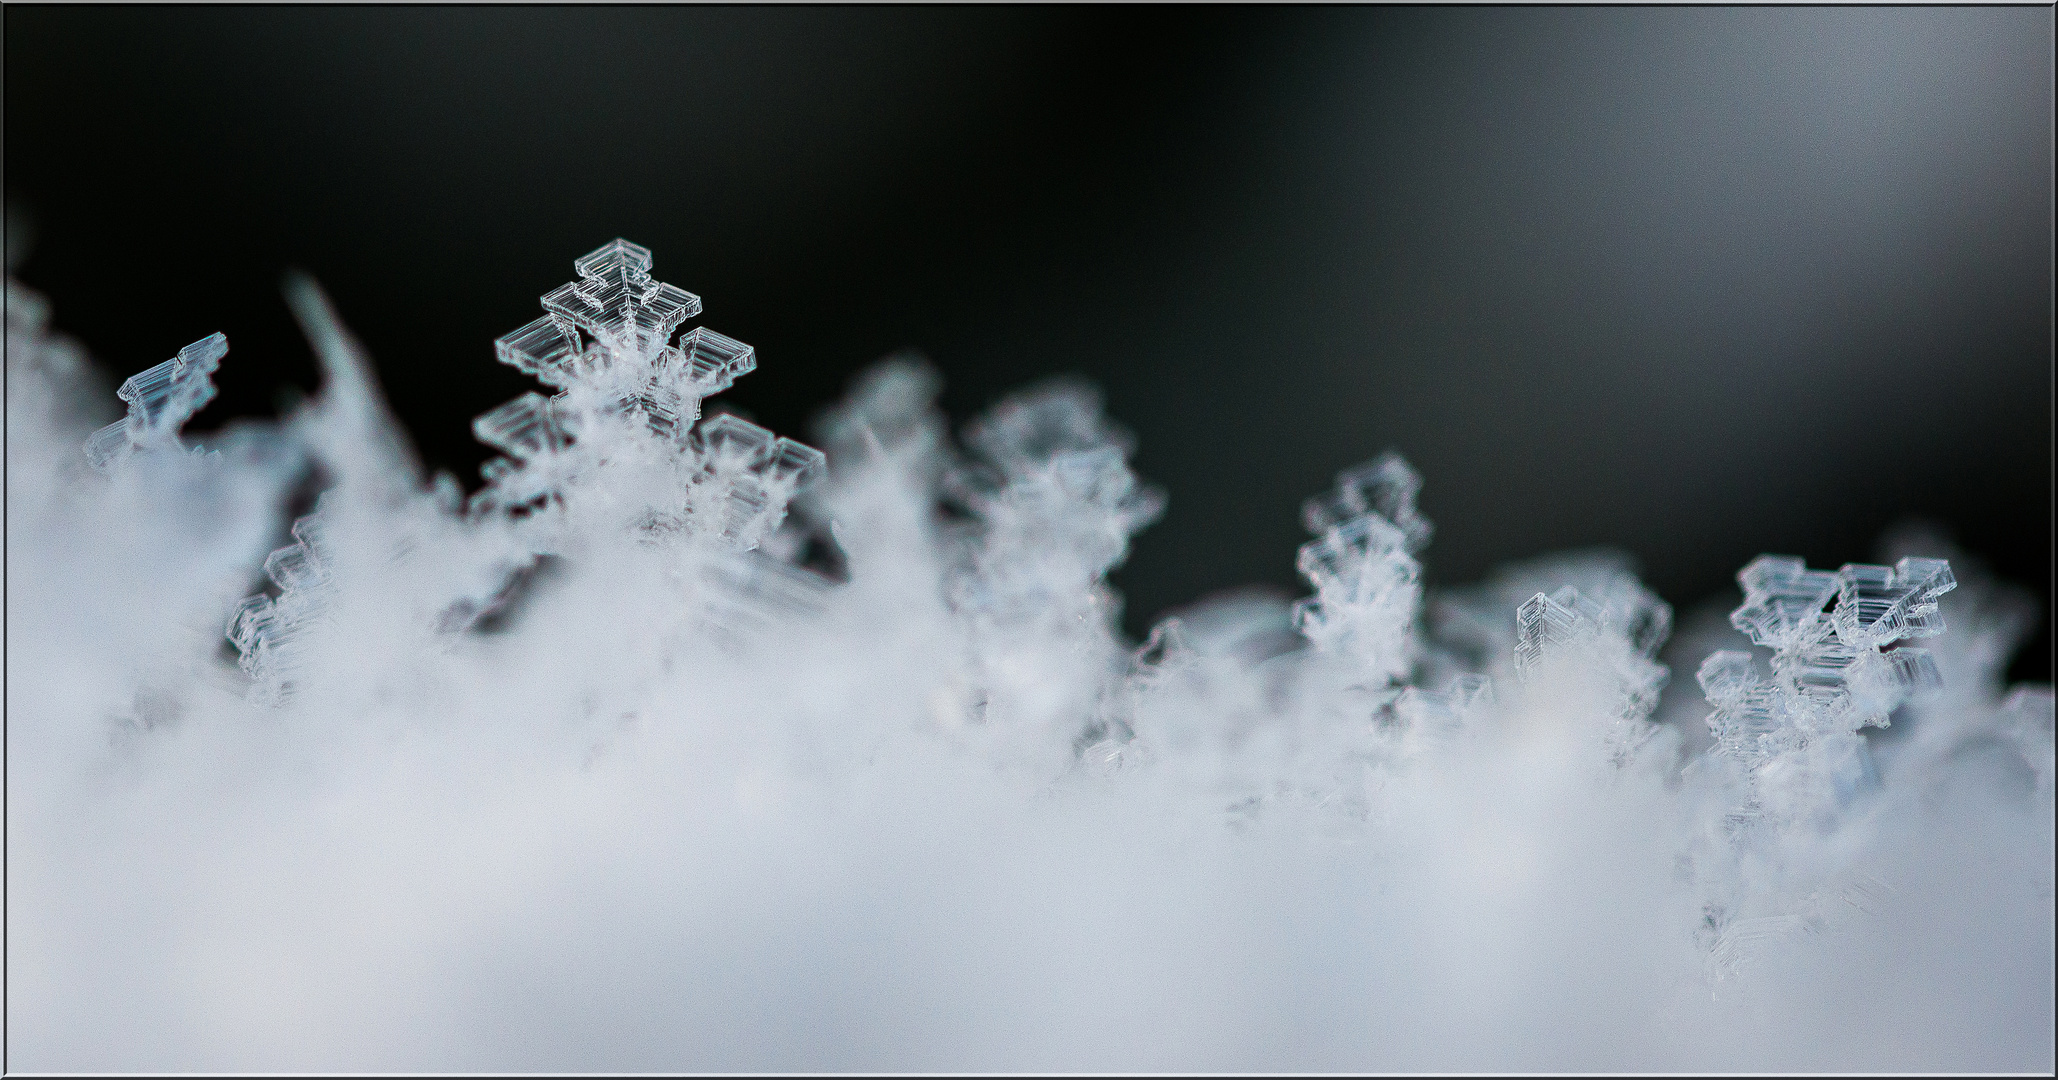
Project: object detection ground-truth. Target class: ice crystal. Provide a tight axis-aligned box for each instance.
[1513,576,1672,761]
[7,242,2052,1073]
[1292,451,1429,685]
[1702,555,1956,821]
[82,332,225,470]
[472,239,822,553]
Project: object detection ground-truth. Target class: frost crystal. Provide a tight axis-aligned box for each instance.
[1292,450,1429,684]
[472,239,822,552]
[11,236,2054,1070]
[944,382,1163,747]
[1514,577,1671,759]
[1702,555,1956,830]
[83,333,226,470]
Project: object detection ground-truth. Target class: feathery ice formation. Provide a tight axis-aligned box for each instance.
[5,242,2050,1072]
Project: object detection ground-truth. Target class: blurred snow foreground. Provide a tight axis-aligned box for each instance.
[6,241,2051,1071]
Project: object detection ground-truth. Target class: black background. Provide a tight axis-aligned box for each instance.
[7,6,2051,681]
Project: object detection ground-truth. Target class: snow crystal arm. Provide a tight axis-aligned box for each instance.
[1514,587,1593,676]
[83,332,226,469]
[675,326,757,395]
[539,239,702,361]
[496,316,581,387]
[1730,555,1840,651]
[474,393,569,461]
[1696,650,1758,705]
[1301,450,1432,553]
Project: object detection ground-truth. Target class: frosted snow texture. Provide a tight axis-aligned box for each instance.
[7,247,2052,1073]
[472,240,822,545]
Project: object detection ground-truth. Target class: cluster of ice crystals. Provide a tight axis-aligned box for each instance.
[1702,556,1955,804]
[473,239,822,553]
[220,242,822,702]
[942,382,1164,755]
[11,240,2054,1071]
[1292,451,1429,685]
[82,333,226,471]
[1512,571,1672,762]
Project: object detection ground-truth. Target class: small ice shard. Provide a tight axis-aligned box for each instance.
[225,512,334,698]
[83,332,226,471]
[1393,672,1493,747]
[1514,587,1592,678]
[1301,450,1432,554]
[1730,555,1841,652]
[689,413,827,550]
[473,392,570,463]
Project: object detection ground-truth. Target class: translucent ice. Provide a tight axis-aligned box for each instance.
[471,240,823,554]
[1292,452,1429,684]
[7,243,2051,1073]
[82,332,226,470]
[1513,580,1671,764]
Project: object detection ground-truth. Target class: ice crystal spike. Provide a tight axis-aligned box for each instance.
[1696,650,1758,705]
[690,413,828,548]
[490,241,759,451]
[476,239,831,540]
[1291,453,1431,679]
[540,238,703,362]
[1832,557,1956,649]
[1514,587,1590,676]
[1730,555,1841,651]
[675,326,757,394]
[1302,451,1432,553]
[473,393,569,461]
[83,332,226,470]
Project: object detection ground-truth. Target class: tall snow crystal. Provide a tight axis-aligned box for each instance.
[5,242,2050,1073]
[1703,555,1955,825]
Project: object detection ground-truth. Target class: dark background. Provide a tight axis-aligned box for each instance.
[7,6,2051,681]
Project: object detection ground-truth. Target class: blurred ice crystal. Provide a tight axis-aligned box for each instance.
[1301,450,1432,553]
[1392,672,1493,751]
[82,333,226,471]
[944,381,1163,751]
[1691,553,1963,975]
[1292,451,1429,685]
[1513,575,1672,761]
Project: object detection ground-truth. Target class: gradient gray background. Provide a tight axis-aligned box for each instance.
[7,6,2050,679]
